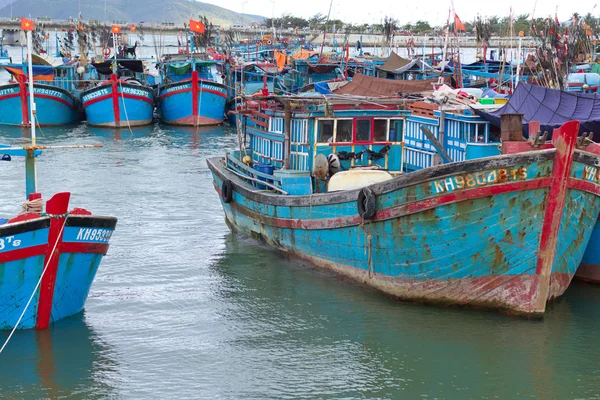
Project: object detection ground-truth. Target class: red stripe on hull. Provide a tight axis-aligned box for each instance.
[534,121,578,313]
[568,177,600,195]
[192,71,199,121]
[110,74,121,127]
[0,93,22,102]
[160,87,227,100]
[36,193,70,330]
[83,92,154,108]
[120,93,154,104]
[60,242,110,255]
[34,94,74,109]
[82,93,112,108]
[0,244,47,263]
[218,177,553,230]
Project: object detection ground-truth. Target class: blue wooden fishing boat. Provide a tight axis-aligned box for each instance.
[0,63,83,126]
[81,60,155,128]
[207,95,600,316]
[157,58,227,126]
[0,28,117,331]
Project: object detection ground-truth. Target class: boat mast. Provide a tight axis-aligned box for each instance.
[112,30,118,74]
[25,28,37,197]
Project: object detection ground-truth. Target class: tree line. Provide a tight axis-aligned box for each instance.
[259,12,600,37]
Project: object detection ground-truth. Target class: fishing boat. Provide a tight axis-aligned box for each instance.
[0,61,83,126]
[207,94,600,316]
[0,25,117,331]
[80,60,155,128]
[157,57,227,126]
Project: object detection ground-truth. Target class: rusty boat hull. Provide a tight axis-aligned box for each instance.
[208,121,600,316]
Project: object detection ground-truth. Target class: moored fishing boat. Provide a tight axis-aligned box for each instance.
[157,58,227,126]
[80,68,155,128]
[0,24,117,331]
[208,95,600,316]
[80,29,155,128]
[0,63,83,126]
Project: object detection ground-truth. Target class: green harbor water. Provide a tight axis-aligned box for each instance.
[1,123,600,399]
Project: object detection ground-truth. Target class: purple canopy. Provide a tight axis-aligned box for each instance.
[475,83,600,134]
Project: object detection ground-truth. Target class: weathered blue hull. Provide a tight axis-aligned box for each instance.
[81,79,155,127]
[208,130,600,316]
[0,213,117,330]
[159,72,227,126]
[0,82,82,126]
[577,217,600,282]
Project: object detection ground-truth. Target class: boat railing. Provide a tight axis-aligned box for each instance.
[225,152,288,194]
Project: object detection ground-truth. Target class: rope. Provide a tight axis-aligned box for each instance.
[21,198,43,214]
[0,215,68,355]
[118,81,134,135]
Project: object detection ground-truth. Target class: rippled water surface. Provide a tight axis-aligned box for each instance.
[1,123,600,400]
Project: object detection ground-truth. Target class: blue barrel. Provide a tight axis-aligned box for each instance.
[254,163,274,190]
[389,129,397,142]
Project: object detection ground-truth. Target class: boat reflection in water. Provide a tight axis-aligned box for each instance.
[207,233,600,399]
[0,314,117,399]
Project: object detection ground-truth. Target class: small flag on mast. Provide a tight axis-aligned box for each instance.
[454,14,466,33]
[112,25,121,34]
[21,18,34,31]
[190,19,205,33]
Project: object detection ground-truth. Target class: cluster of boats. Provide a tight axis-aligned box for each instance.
[3,21,600,337]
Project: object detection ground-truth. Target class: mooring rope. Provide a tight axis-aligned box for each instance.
[0,214,68,355]
[118,81,134,135]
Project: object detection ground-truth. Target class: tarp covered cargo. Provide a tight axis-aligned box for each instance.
[474,82,600,133]
[333,73,442,97]
[377,51,412,73]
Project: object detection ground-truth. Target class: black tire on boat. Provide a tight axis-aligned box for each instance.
[357,187,376,220]
[222,180,234,204]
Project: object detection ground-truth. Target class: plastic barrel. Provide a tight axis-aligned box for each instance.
[389,129,397,142]
[254,163,274,190]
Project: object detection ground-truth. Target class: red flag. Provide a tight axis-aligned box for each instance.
[454,14,466,32]
[21,18,34,31]
[129,25,136,32]
[190,19,205,33]
[111,25,121,34]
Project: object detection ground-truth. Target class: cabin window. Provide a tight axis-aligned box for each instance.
[336,120,353,142]
[355,119,372,142]
[318,120,334,142]
[374,120,388,142]
[389,119,403,142]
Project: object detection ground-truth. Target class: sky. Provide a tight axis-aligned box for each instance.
[206,0,600,26]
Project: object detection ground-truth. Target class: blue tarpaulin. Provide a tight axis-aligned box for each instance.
[475,83,600,134]
[314,82,333,95]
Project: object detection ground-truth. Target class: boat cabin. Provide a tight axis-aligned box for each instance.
[227,96,497,195]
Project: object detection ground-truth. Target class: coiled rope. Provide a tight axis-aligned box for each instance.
[21,198,43,214]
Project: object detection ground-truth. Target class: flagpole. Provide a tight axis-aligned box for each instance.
[26,30,36,145]
[112,31,117,74]
[25,28,37,197]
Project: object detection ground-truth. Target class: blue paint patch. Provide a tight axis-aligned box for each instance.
[0,228,49,253]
